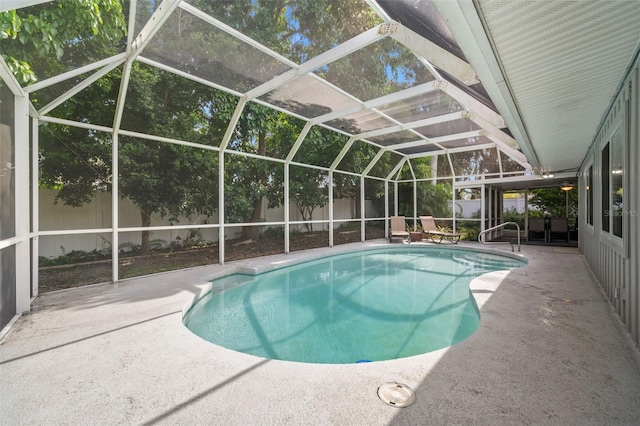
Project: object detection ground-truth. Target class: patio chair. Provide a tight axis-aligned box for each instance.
[550,217,569,242]
[528,217,546,242]
[419,216,461,244]
[389,216,410,243]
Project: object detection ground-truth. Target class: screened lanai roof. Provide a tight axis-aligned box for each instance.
[4,0,639,186]
[0,0,534,182]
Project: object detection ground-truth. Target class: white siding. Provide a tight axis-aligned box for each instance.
[579,61,640,347]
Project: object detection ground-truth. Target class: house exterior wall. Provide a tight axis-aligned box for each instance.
[579,59,640,347]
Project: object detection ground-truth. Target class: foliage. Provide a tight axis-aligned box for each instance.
[397,179,453,218]
[285,127,345,229]
[528,188,578,218]
[456,220,480,241]
[39,62,228,253]
[260,226,285,240]
[176,229,207,248]
[449,148,500,178]
[503,206,525,227]
[16,0,446,260]
[0,0,126,84]
[39,248,108,267]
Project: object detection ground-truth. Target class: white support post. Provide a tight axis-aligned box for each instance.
[15,95,30,314]
[111,130,120,283]
[488,186,493,238]
[413,178,418,231]
[525,190,530,240]
[284,123,313,253]
[31,118,39,298]
[394,181,399,216]
[284,162,290,253]
[110,58,134,283]
[218,100,247,264]
[328,172,334,247]
[360,175,366,241]
[452,181,457,233]
[219,149,226,262]
[384,180,389,239]
[480,184,486,241]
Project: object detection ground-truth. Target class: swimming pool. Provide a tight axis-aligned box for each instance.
[183,247,525,364]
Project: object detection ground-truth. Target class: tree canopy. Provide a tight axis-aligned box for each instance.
[0,0,126,84]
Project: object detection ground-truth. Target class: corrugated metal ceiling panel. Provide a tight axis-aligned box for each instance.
[477,0,640,174]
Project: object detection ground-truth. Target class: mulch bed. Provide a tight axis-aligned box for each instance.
[38,227,386,293]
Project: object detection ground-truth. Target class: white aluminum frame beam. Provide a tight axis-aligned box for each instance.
[312,81,438,125]
[389,139,444,151]
[0,55,24,96]
[354,111,465,140]
[38,58,125,116]
[439,82,504,128]
[180,2,297,69]
[362,148,387,177]
[23,53,126,93]
[407,142,496,159]
[385,157,406,181]
[137,56,245,97]
[390,23,479,85]
[244,25,387,100]
[126,0,138,52]
[129,0,182,61]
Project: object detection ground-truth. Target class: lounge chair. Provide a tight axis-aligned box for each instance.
[389,216,410,243]
[419,216,461,244]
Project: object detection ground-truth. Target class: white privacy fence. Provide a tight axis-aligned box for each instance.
[38,189,373,259]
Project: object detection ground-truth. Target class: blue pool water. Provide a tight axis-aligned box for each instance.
[183,247,525,364]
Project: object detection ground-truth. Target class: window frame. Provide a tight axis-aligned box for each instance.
[598,118,625,252]
[583,162,594,233]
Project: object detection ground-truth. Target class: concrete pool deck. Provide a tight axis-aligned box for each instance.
[2,241,640,425]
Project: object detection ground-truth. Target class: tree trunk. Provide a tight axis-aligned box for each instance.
[241,130,267,241]
[140,207,152,255]
[241,199,263,241]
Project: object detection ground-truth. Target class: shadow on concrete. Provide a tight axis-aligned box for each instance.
[389,247,640,424]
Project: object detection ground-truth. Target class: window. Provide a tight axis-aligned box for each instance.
[585,165,593,226]
[601,143,609,232]
[601,125,624,238]
[610,127,624,238]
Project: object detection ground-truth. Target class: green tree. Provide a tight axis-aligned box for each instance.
[0,0,126,85]
[528,188,578,218]
[39,61,229,255]
[10,0,436,257]
[285,126,347,230]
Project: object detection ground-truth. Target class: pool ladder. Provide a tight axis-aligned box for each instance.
[477,222,521,252]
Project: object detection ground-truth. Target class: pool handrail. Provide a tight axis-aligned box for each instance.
[478,222,521,252]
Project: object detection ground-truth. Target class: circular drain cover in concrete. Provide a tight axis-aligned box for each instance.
[377,382,415,408]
